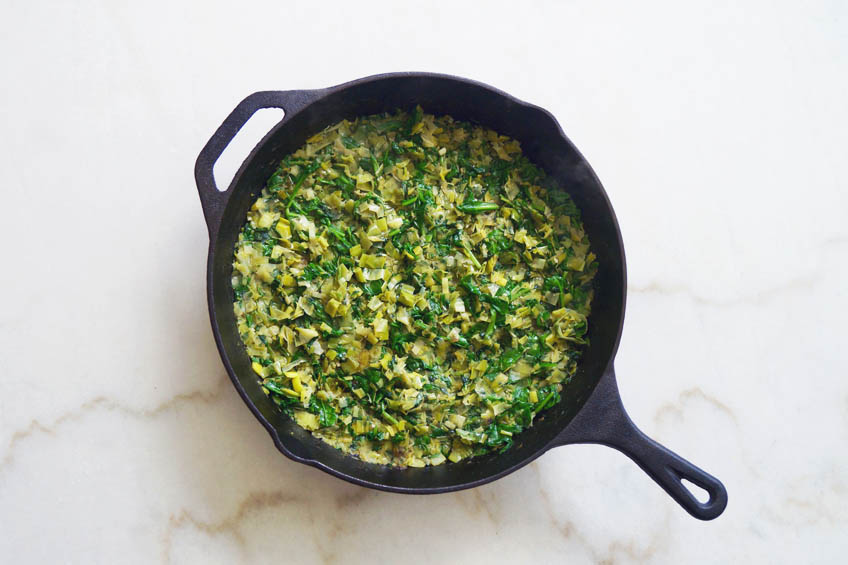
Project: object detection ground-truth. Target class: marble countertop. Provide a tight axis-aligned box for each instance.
[2,1,846,563]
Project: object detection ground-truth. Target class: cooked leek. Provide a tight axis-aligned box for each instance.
[232,107,597,467]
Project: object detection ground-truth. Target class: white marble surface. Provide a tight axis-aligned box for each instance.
[2,1,846,563]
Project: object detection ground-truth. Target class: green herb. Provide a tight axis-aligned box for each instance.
[285,160,321,215]
[460,275,511,317]
[404,106,423,136]
[341,135,359,149]
[376,119,404,133]
[361,279,384,297]
[233,283,249,300]
[498,348,523,371]
[327,225,356,255]
[308,396,338,427]
[485,229,513,256]
[535,385,561,412]
[389,322,415,354]
[543,275,567,308]
[457,200,499,214]
[300,262,328,282]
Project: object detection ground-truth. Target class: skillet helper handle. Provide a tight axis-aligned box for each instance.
[554,367,728,520]
[194,90,320,235]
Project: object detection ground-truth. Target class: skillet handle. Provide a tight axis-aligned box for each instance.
[194,89,323,236]
[552,367,728,520]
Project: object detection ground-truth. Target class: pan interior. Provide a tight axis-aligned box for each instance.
[208,75,625,491]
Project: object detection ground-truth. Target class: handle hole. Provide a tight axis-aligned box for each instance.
[212,108,286,192]
[681,477,710,504]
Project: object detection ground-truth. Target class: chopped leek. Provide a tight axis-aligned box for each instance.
[232,107,597,467]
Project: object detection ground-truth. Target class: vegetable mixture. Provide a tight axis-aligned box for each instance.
[232,107,597,467]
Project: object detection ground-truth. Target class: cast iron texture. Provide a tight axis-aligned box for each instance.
[195,72,727,520]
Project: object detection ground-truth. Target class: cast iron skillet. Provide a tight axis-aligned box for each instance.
[195,72,728,520]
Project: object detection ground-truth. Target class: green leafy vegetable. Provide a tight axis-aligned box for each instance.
[232,106,596,468]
